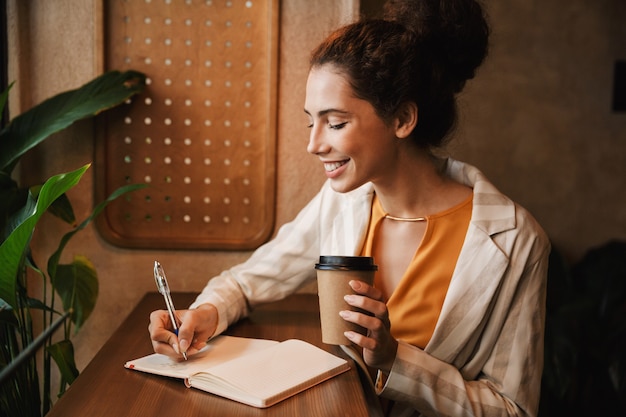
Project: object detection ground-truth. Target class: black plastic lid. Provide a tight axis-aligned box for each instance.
[315,256,378,271]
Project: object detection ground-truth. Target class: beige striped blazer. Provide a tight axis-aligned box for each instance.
[191,158,551,417]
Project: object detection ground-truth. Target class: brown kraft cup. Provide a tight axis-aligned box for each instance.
[315,256,378,345]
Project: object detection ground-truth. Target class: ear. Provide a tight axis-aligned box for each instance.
[394,102,418,139]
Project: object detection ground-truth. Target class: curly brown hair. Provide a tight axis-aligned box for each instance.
[310,0,490,149]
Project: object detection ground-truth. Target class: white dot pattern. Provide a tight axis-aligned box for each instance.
[100,0,278,249]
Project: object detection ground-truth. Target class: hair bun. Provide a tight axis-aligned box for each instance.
[383,0,489,92]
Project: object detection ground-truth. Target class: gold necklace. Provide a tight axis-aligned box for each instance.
[383,214,426,222]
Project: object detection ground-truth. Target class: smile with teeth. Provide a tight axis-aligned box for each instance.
[324,160,348,172]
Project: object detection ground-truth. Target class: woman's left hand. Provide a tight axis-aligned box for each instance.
[340,280,398,373]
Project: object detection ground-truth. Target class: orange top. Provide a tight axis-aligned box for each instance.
[360,193,472,348]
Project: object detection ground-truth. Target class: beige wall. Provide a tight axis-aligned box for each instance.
[7,0,626,372]
[454,1,626,263]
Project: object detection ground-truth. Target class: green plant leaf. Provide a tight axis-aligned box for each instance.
[0,165,89,309]
[30,185,76,226]
[25,297,58,314]
[0,70,145,173]
[0,171,25,240]
[47,339,79,385]
[46,183,147,281]
[0,70,146,416]
[0,81,13,125]
[45,183,146,329]
[54,256,98,331]
[0,305,17,326]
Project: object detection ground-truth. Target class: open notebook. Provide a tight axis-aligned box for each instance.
[125,335,350,408]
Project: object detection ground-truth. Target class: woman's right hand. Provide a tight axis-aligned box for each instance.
[148,303,218,359]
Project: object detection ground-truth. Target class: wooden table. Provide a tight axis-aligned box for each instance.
[47,293,378,416]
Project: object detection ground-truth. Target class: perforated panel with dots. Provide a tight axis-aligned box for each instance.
[96,0,278,249]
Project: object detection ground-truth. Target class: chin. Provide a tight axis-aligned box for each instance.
[328,179,362,194]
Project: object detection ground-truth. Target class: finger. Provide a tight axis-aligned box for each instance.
[339,309,386,334]
[343,330,377,350]
[177,321,195,354]
[178,336,206,357]
[176,307,213,355]
[190,336,207,351]
[149,310,176,334]
[349,279,384,300]
[344,294,388,319]
[149,310,184,357]
[151,333,181,357]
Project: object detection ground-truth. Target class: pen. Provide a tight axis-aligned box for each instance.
[153,261,187,360]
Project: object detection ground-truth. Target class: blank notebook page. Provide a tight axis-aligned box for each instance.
[190,339,349,402]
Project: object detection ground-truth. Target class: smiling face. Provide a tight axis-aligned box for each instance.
[304,65,401,194]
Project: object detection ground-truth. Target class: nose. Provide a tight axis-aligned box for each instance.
[306,125,330,155]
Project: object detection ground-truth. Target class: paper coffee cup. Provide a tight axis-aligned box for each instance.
[315,256,378,345]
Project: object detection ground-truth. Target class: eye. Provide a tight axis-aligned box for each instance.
[329,122,347,130]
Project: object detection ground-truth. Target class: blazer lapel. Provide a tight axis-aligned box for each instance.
[426,159,517,367]
[425,225,509,365]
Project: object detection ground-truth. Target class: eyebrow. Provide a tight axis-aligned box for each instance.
[303,108,350,117]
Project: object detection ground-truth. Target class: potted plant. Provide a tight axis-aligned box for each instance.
[0,70,146,416]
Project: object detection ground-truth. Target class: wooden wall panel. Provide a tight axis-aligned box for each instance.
[96,0,278,249]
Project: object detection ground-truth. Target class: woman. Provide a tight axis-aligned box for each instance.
[149,1,550,415]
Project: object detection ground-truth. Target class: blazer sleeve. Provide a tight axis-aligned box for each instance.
[376,233,550,417]
[189,183,326,335]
